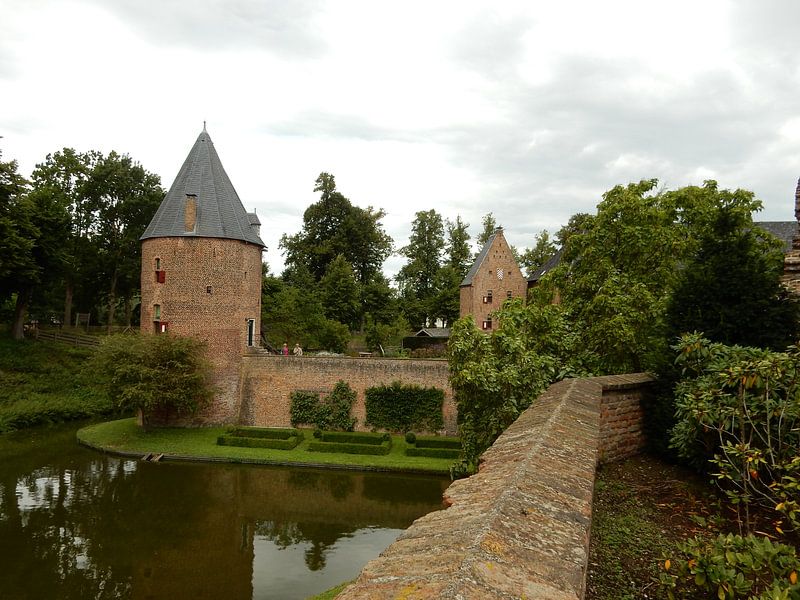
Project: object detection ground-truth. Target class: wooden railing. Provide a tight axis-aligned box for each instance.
[31,328,101,348]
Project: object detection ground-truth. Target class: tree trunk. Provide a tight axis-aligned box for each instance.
[63,281,73,329]
[106,268,118,334]
[11,291,30,341]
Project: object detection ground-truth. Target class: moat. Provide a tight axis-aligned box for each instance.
[0,424,449,599]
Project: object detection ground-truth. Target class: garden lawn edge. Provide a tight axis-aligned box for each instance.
[77,418,455,475]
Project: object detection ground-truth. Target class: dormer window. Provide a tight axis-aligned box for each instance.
[184,194,197,232]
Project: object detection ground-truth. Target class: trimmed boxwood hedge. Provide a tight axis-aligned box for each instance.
[217,434,302,450]
[226,427,301,440]
[405,446,461,459]
[320,431,386,445]
[308,439,392,456]
[364,381,444,433]
[414,436,461,449]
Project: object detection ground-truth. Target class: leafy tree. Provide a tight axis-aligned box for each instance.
[320,254,359,328]
[445,216,471,275]
[0,157,37,339]
[448,299,588,472]
[90,333,214,429]
[397,209,445,328]
[29,149,98,326]
[361,274,401,326]
[280,172,392,285]
[476,212,498,248]
[83,152,163,330]
[518,230,557,277]
[666,198,798,350]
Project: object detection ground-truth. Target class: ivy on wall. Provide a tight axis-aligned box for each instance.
[364,381,444,433]
[290,381,356,431]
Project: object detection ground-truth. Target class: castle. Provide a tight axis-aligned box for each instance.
[139,127,265,424]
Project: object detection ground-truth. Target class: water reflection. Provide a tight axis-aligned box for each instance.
[0,425,449,600]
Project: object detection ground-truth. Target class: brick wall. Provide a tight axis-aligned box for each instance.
[239,355,457,434]
[140,236,263,424]
[338,373,654,600]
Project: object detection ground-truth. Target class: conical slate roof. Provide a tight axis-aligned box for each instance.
[141,129,265,247]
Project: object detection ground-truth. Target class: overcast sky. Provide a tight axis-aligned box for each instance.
[3,0,800,278]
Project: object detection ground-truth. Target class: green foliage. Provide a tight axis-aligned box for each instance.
[397,209,446,328]
[476,212,498,247]
[405,446,461,459]
[217,430,303,450]
[658,533,800,600]
[89,333,213,427]
[414,436,461,449]
[320,254,360,328]
[448,300,588,472]
[670,334,800,532]
[667,200,798,350]
[364,381,444,433]
[225,426,302,440]
[364,314,408,352]
[405,431,417,444]
[308,438,392,456]
[289,381,356,431]
[0,335,115,432]
[518,230,557,278]
[320,431,386,445]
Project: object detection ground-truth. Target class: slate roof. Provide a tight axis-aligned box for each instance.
[141,130,265,247]
[754,221,796,252]
[414,327,452,338]
[461,231,498,287]
[528,247,565,284]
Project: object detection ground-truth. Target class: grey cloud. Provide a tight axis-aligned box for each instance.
[80,0,326,57]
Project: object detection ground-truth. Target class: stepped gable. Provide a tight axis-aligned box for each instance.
[141,128,265,247]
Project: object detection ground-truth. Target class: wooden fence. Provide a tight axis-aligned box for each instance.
[31,329,102,348]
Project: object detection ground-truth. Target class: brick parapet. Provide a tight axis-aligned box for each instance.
[337,373,654,600]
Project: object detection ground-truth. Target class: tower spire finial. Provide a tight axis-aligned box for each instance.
[203,120,207,133]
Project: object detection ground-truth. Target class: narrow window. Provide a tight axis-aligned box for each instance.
[155,257,161,271]
[482,318,493,330]
[153,304,161,320]
[206,285,213,294]
[155,321,168,334]
[506,290,513,299]
[247,319,255,347]
[184,194,197,232]
[483,290,493,304]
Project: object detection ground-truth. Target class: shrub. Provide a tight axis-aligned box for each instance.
[405,447,461,459]
[364,381,444,433]
[658,533,800,599]
[405,431,417,444]
[90,333,213,428]
[308,439,391,456]
[670,334,800,532]
[320,431,385,445]
[226,427,302,441]
[217,434,302,450]
[414,436,461,449]
[290,381,356,431]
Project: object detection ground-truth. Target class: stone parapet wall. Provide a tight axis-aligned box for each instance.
[338,373,654,600]
[239,355,456,435]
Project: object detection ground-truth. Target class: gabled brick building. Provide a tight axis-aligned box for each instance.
[459,228,527,330]
[140,127,265,423]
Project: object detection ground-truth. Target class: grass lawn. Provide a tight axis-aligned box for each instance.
[77,418,457,474]
[0,334,117,433]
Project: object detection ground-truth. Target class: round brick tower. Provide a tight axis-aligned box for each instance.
[140,128,265,424]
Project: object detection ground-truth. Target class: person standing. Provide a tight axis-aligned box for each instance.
[293,343,303,356]
[282,342,289,356]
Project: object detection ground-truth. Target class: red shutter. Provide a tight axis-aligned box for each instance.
[156,270,166,283]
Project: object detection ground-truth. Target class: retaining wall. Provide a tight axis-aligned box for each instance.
[337,373,654,600]
[238,355,457,435]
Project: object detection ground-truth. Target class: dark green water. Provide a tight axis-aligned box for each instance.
[0,424,449,600]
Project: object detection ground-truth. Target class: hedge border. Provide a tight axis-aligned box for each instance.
[226,427,301,441]
[405,446,461,459]
[414,436,461,449]
[308,439,392,456]
[217,433,303,450]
